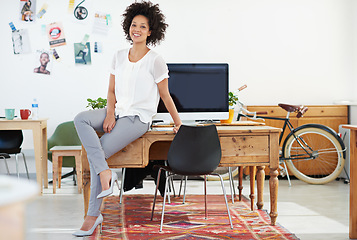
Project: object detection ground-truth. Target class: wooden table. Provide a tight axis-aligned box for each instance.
[0,119,48,194]
[81,125,281,225]
[342,125,357,239]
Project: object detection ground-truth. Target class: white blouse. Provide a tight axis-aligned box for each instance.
[110,48,169,123]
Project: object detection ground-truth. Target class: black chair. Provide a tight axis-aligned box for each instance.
[150,125,233,231]
[0,130,29,179]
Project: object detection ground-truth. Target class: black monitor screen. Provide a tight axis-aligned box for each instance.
[158,63,229,113]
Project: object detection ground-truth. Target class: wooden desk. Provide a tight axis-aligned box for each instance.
[81,125,281,225]
[0,119,48,194]
[342,125,357,239]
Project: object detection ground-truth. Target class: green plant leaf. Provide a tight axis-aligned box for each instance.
[86,97,108,109]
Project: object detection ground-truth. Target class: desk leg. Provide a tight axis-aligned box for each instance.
[58,156,63,189]
[75,152,83,194]
[238,166,243,201]
[52,153,58,194]
[32,126,43,194]
[256,166,265,210]
[42,127,48,188]
[269,167,278,226]
[249,166,256,211]
[81,147,90,218]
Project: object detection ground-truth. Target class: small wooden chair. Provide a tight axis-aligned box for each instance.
[50,146,82,194]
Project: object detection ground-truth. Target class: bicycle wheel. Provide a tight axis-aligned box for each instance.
[206,166,239,181]
[283,126,345,184]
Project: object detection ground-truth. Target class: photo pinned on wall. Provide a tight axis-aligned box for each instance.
[74,42,91,65]
[93,12,111,35]
[47,22,66,48]
[20,0,36,22]
[72,0,92,23]
[12,29,31,54]
[34,50,52,75]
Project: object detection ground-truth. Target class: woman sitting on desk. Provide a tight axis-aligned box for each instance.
[73,1,182,237]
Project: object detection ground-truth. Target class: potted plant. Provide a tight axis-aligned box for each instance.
[86,97,107,109]
[220,91,238,124]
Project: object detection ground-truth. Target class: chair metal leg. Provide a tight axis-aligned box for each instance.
[73,167,77,185]
[119,168,126,204]
[15,154,20,178]
[1,156,10,175]
[165,178,171,204]
[178,176,184,197]
[214,173,233,229]
[159,174,172,232]
[204,175,207,219]
[163,164,171,204]
[182,176,187,204]
[164,161,176,197]
[151,168,162,220]
[21,152,30,179]
[170,176,176,197]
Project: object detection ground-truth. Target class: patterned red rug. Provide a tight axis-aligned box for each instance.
[88,194,299,240]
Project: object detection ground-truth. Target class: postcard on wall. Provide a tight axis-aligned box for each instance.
[92,12,110,35]
[34,50,52,75]
[12,29,31,54]
[46,22,66,48]
[19,0,36,22]
[74,42,91,65]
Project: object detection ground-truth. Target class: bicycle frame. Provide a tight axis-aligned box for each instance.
[237,104,315,162]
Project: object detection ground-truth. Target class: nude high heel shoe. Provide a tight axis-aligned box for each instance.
[72,214,103,237]
[97,170,119,199]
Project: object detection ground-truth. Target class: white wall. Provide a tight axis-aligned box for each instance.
[0,0,356,149]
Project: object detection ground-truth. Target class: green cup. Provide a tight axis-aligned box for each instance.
[5,109,15,120]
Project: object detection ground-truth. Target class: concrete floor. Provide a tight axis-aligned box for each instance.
[1,152,351,240]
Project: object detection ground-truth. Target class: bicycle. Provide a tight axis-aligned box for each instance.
[210,85,346,186]
[236,101,346,185]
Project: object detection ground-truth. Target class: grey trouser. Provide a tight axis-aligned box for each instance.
[74,108,149,216]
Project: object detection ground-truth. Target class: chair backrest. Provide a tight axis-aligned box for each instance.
[0,130,23,153]
[47,121,81,166]
[167,125,221,175]
[48,121,81,149]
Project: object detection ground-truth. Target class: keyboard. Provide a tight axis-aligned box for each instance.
[151,127,174,131]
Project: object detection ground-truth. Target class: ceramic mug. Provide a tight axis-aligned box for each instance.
[5,109,15,120]
[20,109,31,120]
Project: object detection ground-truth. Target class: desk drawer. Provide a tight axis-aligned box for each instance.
[220,136,269,165]
[107,138,145,168]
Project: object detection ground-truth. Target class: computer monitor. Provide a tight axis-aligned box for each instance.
[153,63,229,124]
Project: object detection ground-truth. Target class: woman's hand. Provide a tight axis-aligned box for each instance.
[173,124,181,134]
[103,115,116,133]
